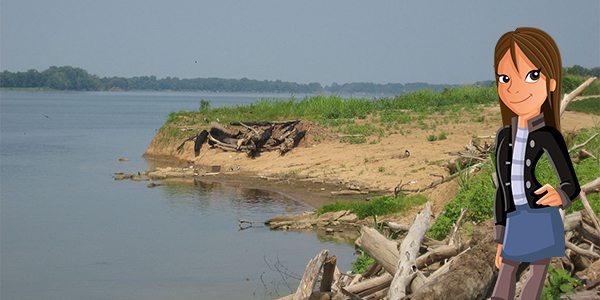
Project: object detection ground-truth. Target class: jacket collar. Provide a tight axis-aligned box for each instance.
[511,113,546,145]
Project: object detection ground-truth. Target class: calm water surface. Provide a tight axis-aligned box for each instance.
[0,91,356,299]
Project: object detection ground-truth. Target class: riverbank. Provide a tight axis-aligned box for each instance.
[143,104,598,224]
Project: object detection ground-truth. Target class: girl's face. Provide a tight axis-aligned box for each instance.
[497,44,556,117]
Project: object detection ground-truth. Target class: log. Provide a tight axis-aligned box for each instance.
[581,176,600,195]
[355,226,400,275]
[342,273,393,296]
[560,76,597,116]
[293,249,329,300]
[560,290,600,300]
[364,287,390,300]
[320,255,337,292]
[330,190,369,196]
[388,202,432,300]
[415,243,465,269]
[564,211,582,232]
[386,222,410,232]
[566,241,600,260]
[361,261,383,279]
[408,219,497,300]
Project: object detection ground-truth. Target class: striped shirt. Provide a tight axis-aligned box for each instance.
[511,126,529,206]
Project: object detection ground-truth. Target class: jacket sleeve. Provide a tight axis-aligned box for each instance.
[493,127,507,244]
[493,185,506,244]
[543,127,581,210]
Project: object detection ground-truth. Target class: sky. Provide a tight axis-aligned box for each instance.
[1,0,599,86]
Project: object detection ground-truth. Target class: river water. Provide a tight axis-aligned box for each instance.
[0,91,357,300]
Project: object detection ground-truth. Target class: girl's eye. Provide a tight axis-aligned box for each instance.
[525,70,541,83]
[498,75,510,83]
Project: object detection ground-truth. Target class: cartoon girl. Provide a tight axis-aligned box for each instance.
[491,28,580,300]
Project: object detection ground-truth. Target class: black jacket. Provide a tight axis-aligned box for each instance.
[493,113,580,244]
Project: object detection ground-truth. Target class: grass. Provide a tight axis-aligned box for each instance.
[158,84,500,141]
[317,194,429,220]
[567,97,600,115]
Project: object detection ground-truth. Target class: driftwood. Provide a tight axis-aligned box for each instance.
[342,274,393,298]
[320,255,337,293]
[408,220,497,300]
[331,190,369,196]
[388,202,432,300]
[184,120,308,157]
[399,163,483,193]
[280,78,600,299]
[415,243,465,269]
[293,249,329,300]
[355,226,401,275]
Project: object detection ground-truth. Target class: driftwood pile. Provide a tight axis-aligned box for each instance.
[177,120,309,157]
[277,174,600,300]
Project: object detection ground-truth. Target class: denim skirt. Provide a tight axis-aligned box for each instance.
[501,203,565,262]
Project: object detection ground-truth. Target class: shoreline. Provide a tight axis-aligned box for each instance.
[142,106,598,224]
[143,158,390,210]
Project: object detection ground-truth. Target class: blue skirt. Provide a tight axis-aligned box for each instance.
[501,203,565,262]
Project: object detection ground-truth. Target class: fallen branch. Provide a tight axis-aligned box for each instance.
[415,243,465,269]
[342,274,393,299]
[566,241,600,260]
[388,202,432,300]
[238,219,267,229]
[401,163,483,193]
[560,77,598,116]
[569,133,598,153]
[449,207,469,246]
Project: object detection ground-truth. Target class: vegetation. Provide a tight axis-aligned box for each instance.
[351,250,375,274]
[540,266,582,300]
[1,66,460,94]
[317,194,429,219]
[160,85,499,141]
[428,126,600,240]
[2,64,597,94]
[567,97,600,115]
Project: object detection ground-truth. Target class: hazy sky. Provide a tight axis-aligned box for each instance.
[1,0,598,85]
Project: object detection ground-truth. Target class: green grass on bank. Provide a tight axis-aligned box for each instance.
[317,194,429,220]
[567,97,600,115]
[428,126,600,240]
[161,85,499,141]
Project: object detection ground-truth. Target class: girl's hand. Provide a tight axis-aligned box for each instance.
[535,184,562,207]
[495,244,503,269]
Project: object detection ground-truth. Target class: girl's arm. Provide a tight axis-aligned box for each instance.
[535,127,581,208]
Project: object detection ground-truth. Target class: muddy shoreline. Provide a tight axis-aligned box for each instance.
[142,157,389,209]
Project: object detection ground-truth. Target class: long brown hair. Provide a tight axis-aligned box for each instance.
[494,27,562,131]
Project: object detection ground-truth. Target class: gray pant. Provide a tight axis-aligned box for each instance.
[491,257,550,300]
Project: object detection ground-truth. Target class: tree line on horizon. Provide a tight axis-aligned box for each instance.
[1,65,598,94]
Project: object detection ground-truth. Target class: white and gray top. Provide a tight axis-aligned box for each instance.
[511,126,529,206]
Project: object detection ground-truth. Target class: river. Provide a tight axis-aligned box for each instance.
[0,91,357,299]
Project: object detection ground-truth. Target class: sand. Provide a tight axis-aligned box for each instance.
[145,106,598,222]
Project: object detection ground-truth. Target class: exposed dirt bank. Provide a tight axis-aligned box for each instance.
[143,107,597,219]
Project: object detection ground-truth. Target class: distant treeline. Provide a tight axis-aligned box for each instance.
[0,66,458,94]
[1,65,598,94]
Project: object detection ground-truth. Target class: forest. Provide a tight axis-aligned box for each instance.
[0,65,460,94]
[1,65,598,94]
